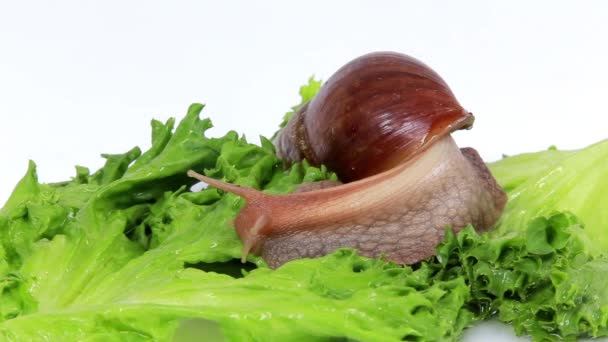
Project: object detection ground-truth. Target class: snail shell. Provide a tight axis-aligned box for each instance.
[189,51,507,268]
[276,52,474,182]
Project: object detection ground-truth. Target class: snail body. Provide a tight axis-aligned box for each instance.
[189,52,507,268]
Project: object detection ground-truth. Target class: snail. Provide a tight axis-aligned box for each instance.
[188,51,507,268]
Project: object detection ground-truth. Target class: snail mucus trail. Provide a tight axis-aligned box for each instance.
[188,51,507,269]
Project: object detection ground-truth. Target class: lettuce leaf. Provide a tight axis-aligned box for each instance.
[1,249,473,341]
[489,139,608,254]
[0,103,471,341]
[273,76,322,138]
[1,83,608,341]
[435,212,608,341]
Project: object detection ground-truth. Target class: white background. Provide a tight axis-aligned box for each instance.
[1,2,607,341]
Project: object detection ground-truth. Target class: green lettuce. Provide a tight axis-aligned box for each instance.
[1,249,473,341]
[273,76,322,137]
[435,213,608,341]
[0,103,469,341]
[476,142,608,340]
[489,140,608,254]
[1,84,608,341]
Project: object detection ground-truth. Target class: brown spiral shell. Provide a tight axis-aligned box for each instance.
[276,51,474,182]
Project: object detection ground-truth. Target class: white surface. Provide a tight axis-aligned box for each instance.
[463,321,530,342]
[1,1,608,340]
